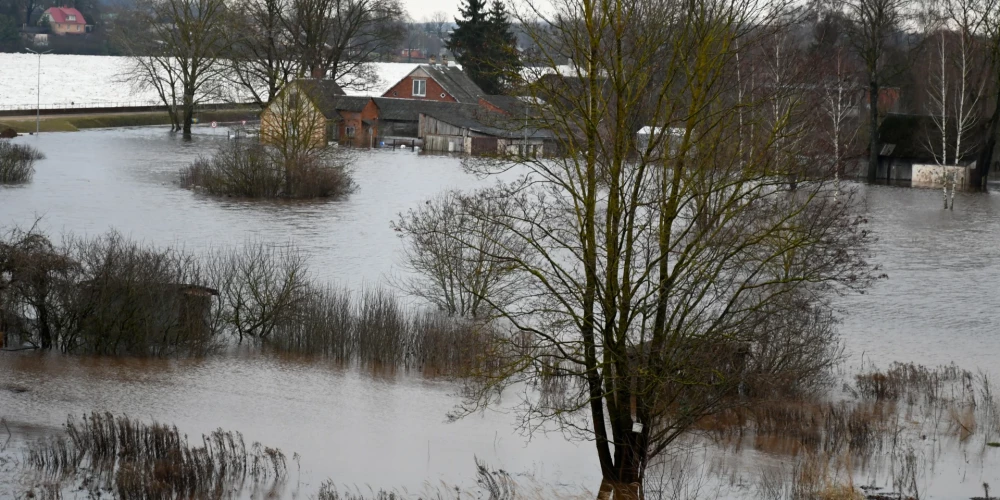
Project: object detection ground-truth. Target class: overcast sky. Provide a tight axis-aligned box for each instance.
[405,0,461,21]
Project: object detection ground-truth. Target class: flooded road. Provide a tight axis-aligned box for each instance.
[2,126,1000,497]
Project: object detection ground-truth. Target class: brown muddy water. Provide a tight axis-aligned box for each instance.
[2,126,1000,498]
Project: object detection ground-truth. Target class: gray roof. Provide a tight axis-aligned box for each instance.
[373,98,480,122]
[420,65,486,103]
[481,95,527,115]
[294,79,372,119]
[422,105,554,140]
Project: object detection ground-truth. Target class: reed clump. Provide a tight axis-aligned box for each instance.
[26,412,286,499]
[0,139,44,184]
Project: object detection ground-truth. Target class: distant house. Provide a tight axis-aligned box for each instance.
[400,48,425,60]
[381,64,486,103]
[261,79,380,148]
[41,6,90,35]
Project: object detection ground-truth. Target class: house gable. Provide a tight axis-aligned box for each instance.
[383,73,458,102]
[381,65,486,103]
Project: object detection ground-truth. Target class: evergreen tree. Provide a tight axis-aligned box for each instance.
[0,14,22,52]
[485,0,521,94]
[446,0,520,95]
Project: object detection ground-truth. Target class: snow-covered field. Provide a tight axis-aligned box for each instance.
[0,53,419,110]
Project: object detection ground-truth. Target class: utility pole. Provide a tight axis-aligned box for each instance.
[25,48,53,135]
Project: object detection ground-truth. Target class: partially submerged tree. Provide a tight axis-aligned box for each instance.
[393,190,526,318]
[117,0,229,137]
[399,0,879,496]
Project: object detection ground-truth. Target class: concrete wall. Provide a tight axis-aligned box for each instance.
[912,164,970,188]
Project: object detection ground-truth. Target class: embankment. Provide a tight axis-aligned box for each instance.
[0,108,259,133]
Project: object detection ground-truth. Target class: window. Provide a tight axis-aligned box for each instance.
[346,126,356,138]
[67,14,76,21]
[288,90,299,109]
[412,79,426,97]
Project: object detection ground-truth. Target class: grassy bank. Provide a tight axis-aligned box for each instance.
[0,109,259,133]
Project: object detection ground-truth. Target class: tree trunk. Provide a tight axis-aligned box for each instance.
[973,91,1000,190]
[868,80,880,183]
[37,302,52,350]
[183,91,195,138]
[596,479,642,500]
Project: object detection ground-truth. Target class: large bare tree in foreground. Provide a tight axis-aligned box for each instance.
[397,0,879,496]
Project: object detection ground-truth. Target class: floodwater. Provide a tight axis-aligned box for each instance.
[2,126,1000,498]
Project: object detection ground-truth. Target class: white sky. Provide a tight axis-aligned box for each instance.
[404,0,462,21]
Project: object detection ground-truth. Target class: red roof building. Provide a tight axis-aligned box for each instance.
[42,7,89,35]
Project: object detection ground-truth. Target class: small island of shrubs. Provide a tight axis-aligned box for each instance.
[180,140,354,199]
[0,139,45,184]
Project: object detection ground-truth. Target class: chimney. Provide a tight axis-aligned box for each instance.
[311,67,325,79]
[429,55,437,65]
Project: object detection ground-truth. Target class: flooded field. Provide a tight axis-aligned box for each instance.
[2,126,1000,498]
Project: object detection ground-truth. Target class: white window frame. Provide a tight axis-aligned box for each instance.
[412,79,426,97]
[346,126,356,138]
[67,14,76,21]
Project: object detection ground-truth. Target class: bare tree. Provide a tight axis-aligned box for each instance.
[845,0,908,182]
[225,0,298,107]
[393,190,525,318]
[428,10,451,44]
[118,0,230,137]
[284,0,406,89]
[394,0,879,497]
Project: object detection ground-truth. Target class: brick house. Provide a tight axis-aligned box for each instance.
[41,7,89,35]
[261,79,380,148]
[381,64,486,103]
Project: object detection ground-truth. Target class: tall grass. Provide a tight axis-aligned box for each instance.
[26,412,286,499]
[0,140,44,184]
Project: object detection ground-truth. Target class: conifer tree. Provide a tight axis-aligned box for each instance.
[446,0,520,94]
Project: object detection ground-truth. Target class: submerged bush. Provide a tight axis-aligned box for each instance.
[0,139,44,184]
[180,140,354,199]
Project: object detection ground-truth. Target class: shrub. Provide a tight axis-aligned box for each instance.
[180,140,354,199]
[0,139,44,184]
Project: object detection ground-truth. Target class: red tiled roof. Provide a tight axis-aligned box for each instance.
[45,7,87,25]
